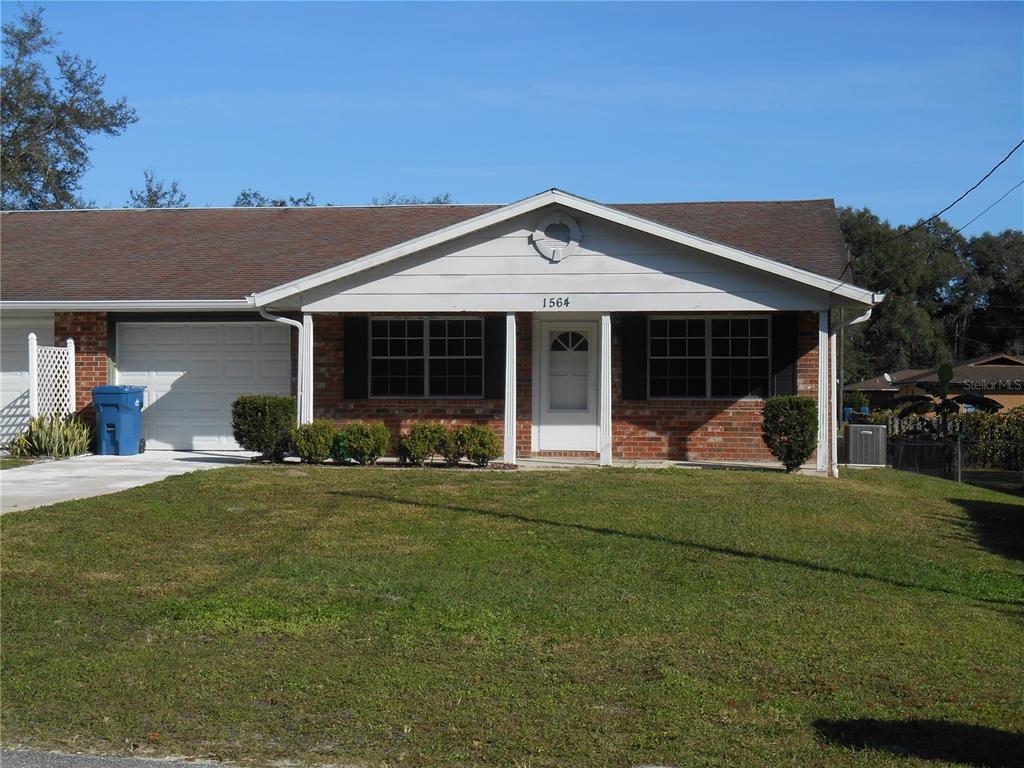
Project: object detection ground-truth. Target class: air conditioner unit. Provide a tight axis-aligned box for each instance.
[846,423,887,466]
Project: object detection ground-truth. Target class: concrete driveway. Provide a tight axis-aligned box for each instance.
[0,451,254,513]
[1,750,226,768]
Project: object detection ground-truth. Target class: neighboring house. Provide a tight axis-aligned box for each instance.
[898,355,1024,411]
[844,368,928,410]
[0,189,880,473]
[846,355,1024,412]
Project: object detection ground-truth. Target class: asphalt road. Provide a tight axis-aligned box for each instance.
[0,751,227,768]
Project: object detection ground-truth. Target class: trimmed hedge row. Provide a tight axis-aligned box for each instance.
[230,396,502,467]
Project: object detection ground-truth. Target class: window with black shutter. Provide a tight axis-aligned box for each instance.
[646,315,772,400]
[367,316,485,398]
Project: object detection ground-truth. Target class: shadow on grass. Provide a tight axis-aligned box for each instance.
[330,490,1023,610]
[949,497,1024,562]
[814,718,1024,767]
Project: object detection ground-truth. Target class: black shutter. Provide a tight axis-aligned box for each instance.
[621,314,648,400]
[344,316,369,399]
[771,313,798,396]
[483,315,506,399]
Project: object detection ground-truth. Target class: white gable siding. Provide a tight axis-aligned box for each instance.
[299,210,830,313]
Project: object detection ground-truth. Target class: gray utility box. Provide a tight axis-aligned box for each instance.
[845,423,888,466]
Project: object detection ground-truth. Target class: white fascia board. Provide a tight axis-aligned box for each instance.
[0,299,253,312]
[250,187,879,308]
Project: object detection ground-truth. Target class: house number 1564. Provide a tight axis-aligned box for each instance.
[543,296,571,309]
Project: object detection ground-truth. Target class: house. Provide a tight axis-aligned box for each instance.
[845,355,1024,412]
[897,355,1024,411]
[0,189,881,474]
[844,369,928,410]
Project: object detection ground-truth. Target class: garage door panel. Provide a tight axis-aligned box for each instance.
[261,358,291,378]
[150,325,187,346]
[188,326,220,345]
[224,359,256,378]
[116,322,291,450]
[224,325,256,345]
[258,325,290,346]
[0,314,56,447]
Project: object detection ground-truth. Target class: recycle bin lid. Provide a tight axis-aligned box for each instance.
[92,385,146,393]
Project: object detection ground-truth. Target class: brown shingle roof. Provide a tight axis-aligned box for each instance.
[0,198,850,302]
[906,355,1024,386]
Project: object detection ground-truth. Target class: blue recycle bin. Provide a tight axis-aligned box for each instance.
[93,385,146,455]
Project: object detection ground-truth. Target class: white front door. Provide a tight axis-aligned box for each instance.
[536,321,599,451]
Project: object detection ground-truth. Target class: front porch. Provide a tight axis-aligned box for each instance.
[290,309,829,469]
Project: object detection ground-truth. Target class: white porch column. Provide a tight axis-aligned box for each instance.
[829,324,838,477]
[816,311,829,472]
[599,312,613,466]
[27,332,38,418]
[66,338,76,415]
[301,314,314,424]
[503,313,517,465]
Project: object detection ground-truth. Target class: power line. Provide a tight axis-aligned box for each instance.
[883,137,1024,243]
[839,145,1024,284]
[950,178,1024,236]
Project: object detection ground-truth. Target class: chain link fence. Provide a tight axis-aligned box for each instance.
[887,438,1024,494]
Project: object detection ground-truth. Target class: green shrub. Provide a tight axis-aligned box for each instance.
[843,390,870,410]
[292,420,337,464]
[330,432,348,464]
[231,395,294,461]
[340,422,391,465]
[8,414,91,459]
[397,422,446,466]
[459,424,502,467]
[438,427,465,466]
[761,396,818,473]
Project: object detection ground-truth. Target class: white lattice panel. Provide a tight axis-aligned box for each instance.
[28,335,75,419]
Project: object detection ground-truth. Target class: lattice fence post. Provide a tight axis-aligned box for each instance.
[66,338,76,414]
[28,332,39,418]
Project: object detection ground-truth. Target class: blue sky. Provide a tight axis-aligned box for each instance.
[6,1,1023,234]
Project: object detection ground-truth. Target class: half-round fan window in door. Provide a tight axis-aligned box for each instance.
[549,331,590,411]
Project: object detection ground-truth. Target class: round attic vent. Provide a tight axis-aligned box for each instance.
[532,212,581,262]
[544,222,572,247]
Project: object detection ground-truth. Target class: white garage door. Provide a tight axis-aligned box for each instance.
[0,314,56,448]
[115,322,291,450]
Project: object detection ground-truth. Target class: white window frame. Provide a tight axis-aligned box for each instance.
[368,315,485,400]
[646,314,773,401]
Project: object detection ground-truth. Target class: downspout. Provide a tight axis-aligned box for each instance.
[250,298,304,425]
[831,303,878,477]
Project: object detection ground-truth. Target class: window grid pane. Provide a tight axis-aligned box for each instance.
[370,319,425,396]
[428,318,484,397]
[370,317,484,398]
[647,316,771,400]
[648,318,707,398]
[710,317,770,398]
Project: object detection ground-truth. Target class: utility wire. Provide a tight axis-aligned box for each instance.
[950,178,1024,236]
[835,148,1024,284]
[883,137,1024,243]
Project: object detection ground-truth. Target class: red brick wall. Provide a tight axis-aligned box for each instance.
[48,309,829,467]
[55,312,109,419]
[610,311,825,463]
[311,315,514,444]
[309,310,829,466]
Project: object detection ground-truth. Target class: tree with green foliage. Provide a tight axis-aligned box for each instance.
[233,189,321,207]
[127,169,188,208]
[371,192,453,205]
[1,8,137,209]
[837,207,1022,381]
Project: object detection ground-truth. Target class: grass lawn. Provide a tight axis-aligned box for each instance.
[0,457,33,470]
[1,467,1021,767]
